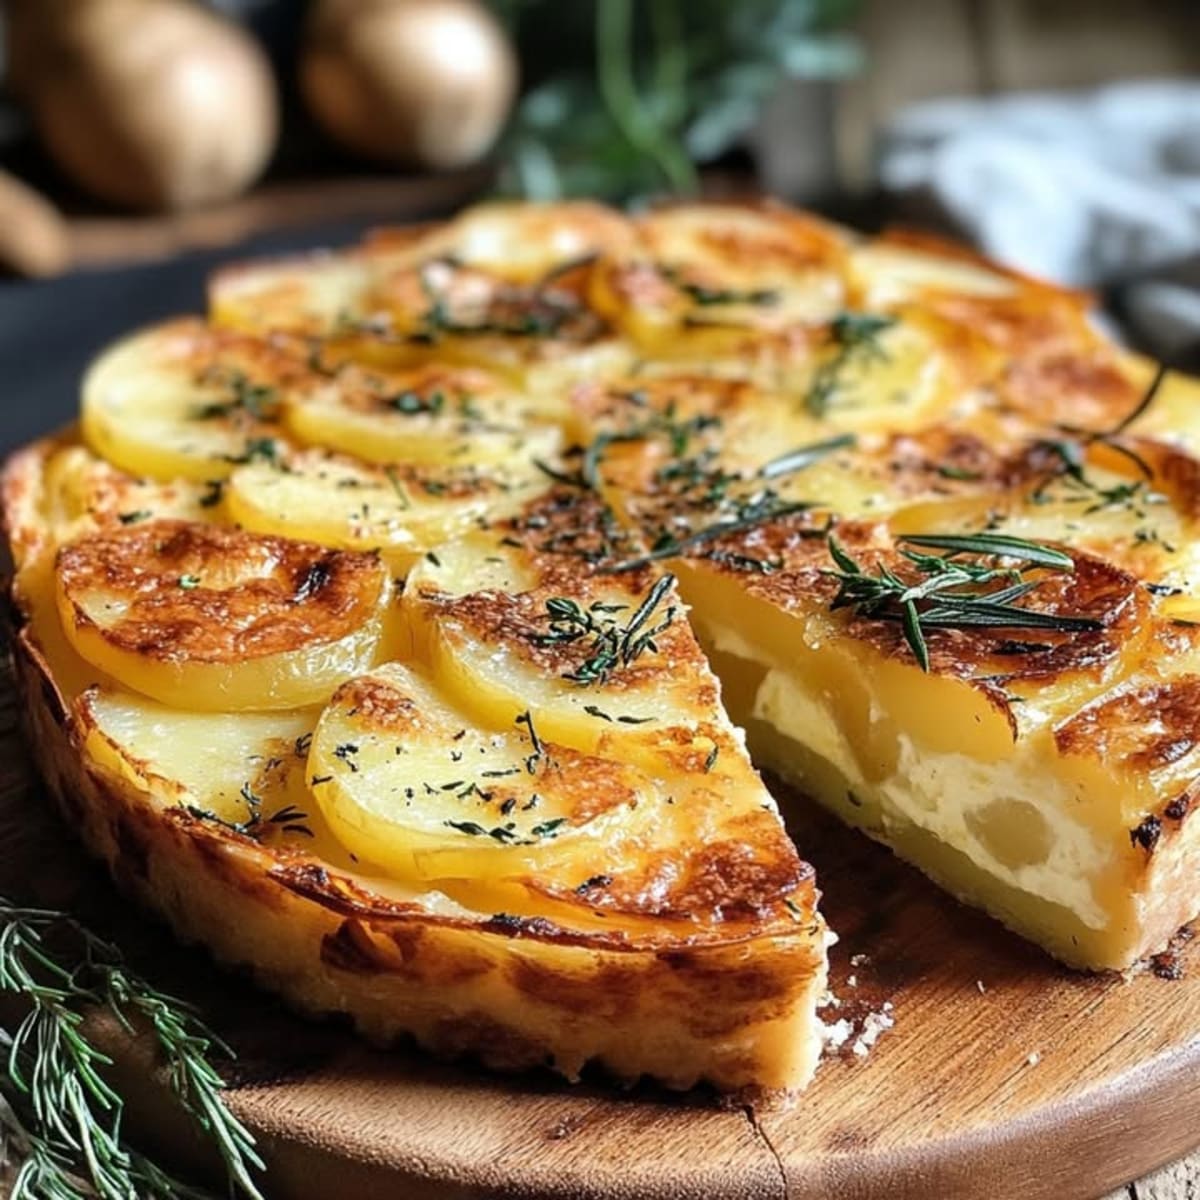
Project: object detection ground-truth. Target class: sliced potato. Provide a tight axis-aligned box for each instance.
[848,237,1018,309]
[282,361,565,464]
[55,519,392,711]
[308,662,657,883]
[403,537,715,762]
[4,438,221,572]
[81,317,302,482]
[225,447,546,568]
[78,685,314,825]
[591,204,849,353]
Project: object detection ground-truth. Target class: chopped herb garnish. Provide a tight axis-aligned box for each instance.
[515,710,546,773]
[601,500,812,574]
[533,458,587,488]
[936,464,982,481]
[383,466,411,510]
[333,743,360,773]
[415,258,593,342]
[1031,366,1168,504]
[221,437,279,466]
[193,367,278,421]
[199,479,225,508]
[117,509,151,525]
[390,389,446,415]
[804,312,896,416]
[582,402,721,489]
[178,574,201,590]
[661,264,780,308]
[537,575,675,686]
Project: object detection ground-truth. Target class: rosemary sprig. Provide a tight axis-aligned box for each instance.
[0,898,264,1200]
[804,312,895,416]
[825,532,1103,671]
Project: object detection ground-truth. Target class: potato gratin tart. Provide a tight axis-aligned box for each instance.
[4,201,1200,1103]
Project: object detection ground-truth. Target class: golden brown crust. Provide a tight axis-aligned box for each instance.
[10,619,825,1098]
[56,520,386,664]
[1054,677,1200,772]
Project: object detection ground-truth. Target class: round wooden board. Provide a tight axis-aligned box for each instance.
[1,665,1197,1200]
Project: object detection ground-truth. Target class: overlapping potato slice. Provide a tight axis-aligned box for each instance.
[78,685,315,828]
[3,438,218,571]
[403,528,717,765]
[225,448,549,569]
[55,520,393,711]
[281,360,564,463]
[889,437,1200,598]
[846,230,1023,310]
[210,203,635,391]
[308,661,660,884]
[81,318,307,482]
[590,204,849,354]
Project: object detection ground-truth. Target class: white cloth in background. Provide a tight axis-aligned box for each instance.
[879,79,1200,362]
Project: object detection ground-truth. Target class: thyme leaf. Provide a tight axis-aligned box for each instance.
[536,575,676,685]
[804,312,896,416]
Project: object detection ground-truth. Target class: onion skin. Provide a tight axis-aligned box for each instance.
[17,0,278,213]
[301,0,517,171]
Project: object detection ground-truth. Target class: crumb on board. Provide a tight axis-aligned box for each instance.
[851,1004,895,1058]
[821,1017,854,1053]
[1026,1051,1040,1067]
[976,980,986,994]
[819,999,895,1062]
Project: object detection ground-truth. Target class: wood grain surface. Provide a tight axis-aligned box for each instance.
[1,659,1198,1200]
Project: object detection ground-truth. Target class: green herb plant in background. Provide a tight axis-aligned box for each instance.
[491,0,863,200]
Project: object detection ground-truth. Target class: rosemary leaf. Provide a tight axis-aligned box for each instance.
[758,433,857,480]
[897,533,1075,571]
